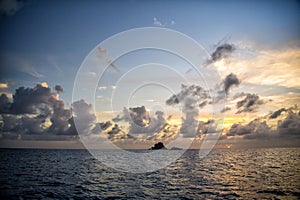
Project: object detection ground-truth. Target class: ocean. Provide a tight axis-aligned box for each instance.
[0,148,299,199]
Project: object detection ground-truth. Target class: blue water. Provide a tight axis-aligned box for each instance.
[0,148,299,199]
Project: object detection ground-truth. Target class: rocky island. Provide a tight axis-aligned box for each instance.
[149,142,167,150]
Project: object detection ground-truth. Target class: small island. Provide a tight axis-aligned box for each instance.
[149,142,167,150]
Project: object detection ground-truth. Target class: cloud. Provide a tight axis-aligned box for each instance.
[196,119,221,136]
[179,97,199,137]
[72,99,96,135]
[106,124,128,140]
[39,82,48,88]
[46,55,63,74]
[153,17,164,27]
[269,108,286,119]
[22,65,44,78]
[147,123,178,141]
[22,115,47,134]
[113,106,148,126]
[166,84,211,137]
[277,108,300,136]
[227,118,272,138]
[220,107,231,113]
[226,105,300,140]
[0,83,177,143]
[214,73,240,102]
[112,106,166,137]
[0,83,85,139]
[0,53,44,78]
[87,71,97,78]
[0,94,10,113]
[223,73,241,95]
[99,121,112,131]
[49,97,72,135]
[128,106,150,127]
[236,93,265,113]
[212,46,300,88]
[206,43,235,65]
[166,84,210,106]
[8,84,51,114]
[54,85,63,93]
[0,0,23,16]
[153,17,176,27]
[98,86,107,91]
[1,114,20,132]
[96,47,120,73]
[0,83,8,89]
[111,106,177,142]
[233,92,248,99]
[199,100,208,108]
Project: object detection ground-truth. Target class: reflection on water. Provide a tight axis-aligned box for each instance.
[0,148,299,199]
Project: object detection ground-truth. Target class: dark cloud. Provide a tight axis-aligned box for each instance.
[110,105,176,142]
[54,85,63,93]
[146,123,178,142]
[227,119,272,138]
[199,101,208,108]
[196,119,219,136]
[106,124,130,140]
[0,94,10,113]
[72,99,96,135]
[10,84,53,114]
[206,43,235,65]
[277,108,300,136]
[226,106,300,140]
[113,106,166,136]
[214,73,240,103]
[223,73,241,95]
[166,84,210,106]
[22,115,46,134]
[128,106,150,127]
[49,100,72,135]
[0,84,95,140]
[166,84,211,138]
[1,114,21,132]
[99,121,112,131]
[269,108,286,119]
[0,0,24,16]
[236,93,264,113]
[113,106,149,127]
[0,84,71,135]
[220,107,231,113]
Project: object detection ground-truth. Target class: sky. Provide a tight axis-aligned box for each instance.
[0,0,299,149]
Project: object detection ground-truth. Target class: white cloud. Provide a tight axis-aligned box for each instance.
[213,47,300,88]
[87,71,97,78]
[98,86,107,90]
[153,17,175,27]
[153,17,164,27]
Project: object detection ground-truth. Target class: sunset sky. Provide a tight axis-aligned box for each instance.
[0,0,299,149]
